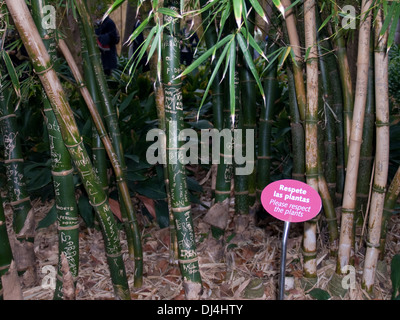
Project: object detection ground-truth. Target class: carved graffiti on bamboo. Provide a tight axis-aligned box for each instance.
[60,231,78,276]
[48,134,62,167]
[182,262,199,276]
[4,131,17,160]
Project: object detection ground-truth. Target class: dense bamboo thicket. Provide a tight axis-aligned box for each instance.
[0,0,400,301]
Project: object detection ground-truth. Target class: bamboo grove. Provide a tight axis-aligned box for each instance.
[0,0,399,300]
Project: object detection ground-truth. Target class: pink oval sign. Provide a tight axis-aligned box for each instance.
[261,179,322,223]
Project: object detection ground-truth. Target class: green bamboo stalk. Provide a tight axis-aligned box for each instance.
[337,0,373,274]
[30,0,80,300]
[154,80,177,263]
[199,0,231,205]
[286,68,306,183]
[162,0,203,299]
[0,84,36,286]
[79,19,109,195]
[5,0,130,299]
[0,86,13,295]
[332,2,354,166]
[303,0,319,279]
[362,6,389,292]
[282,0,306,122]
[239,4,256,208]
[257,42,280,200]
[74,0,142,275]
[58,38,145,287]
[316,9,337,203]
[355,36,375,232]
[379,165,400,260]
[235,67,249,215]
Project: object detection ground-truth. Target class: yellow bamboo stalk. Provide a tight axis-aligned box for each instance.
[281,0,307,121]
[362,7,389,292]
[303,0,319,278]
[337,0,373,274]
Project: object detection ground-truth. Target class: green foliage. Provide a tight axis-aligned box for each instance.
[391,254,400,300]
[389,45,400,113]
[308,288,331,300]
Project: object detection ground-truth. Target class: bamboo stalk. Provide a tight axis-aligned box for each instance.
[74,1,143,282]
[0,149,13,299]
[281,0,306,121]
[303,0,319,279]
[355,37,375,233]
[257,42,280,200]
[162,0,203,300]
[0,86,36,286]
[379,165,400,259]
[332,2,354,165]
[337,0,373,274]
[30,0,80,299]
[362,6,389,292]
[5,0,130,299]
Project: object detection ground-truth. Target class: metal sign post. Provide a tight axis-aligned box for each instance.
[261,179,322,301]
[279,221,290,300]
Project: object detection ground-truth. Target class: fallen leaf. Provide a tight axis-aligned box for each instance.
[137,194,156,218]
[108,198,122,221]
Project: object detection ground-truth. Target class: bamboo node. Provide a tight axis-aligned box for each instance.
[51,168,74,176]
[0,113,17,122]
[65,137,83,148]
[172,205,192,213]
[89,197,108,208]
[365,240,380,248]
[10,196,30,207]
[4,158,24,164]
[34,63,54,75]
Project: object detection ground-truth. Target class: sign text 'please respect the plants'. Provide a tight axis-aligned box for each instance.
[261,179,322,223]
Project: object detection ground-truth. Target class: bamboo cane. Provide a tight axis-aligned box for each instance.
[379,165,400,259]
[355,37,375,233]
[281,0,306,122]
[162,0,203,299]
[303,0,319,279]
[337,0,373,274]
[0,133,13,299]
[79,19,109,195]
[0,85,36,286]
[30,0,80,299]
[257,42,280,200]
[332,2,354,165]
[362,6,389,292]
[74,1,143,279]
[5,0,130,299]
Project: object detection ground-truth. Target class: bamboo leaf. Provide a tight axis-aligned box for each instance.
[272,0,286,18]
[125,14,151,46]
[1,51,21,111]
[318,12,333,32]
[232,0,243,29]
[158,7,182,18]
[240,27,267,60]
[102,0,126,22]
[278,45,292,70]
[219,1,231,39]
[308,288,331,300]
[248,0,268,23]
[177,34,234,78]
[237,32,265,102]
[391,254,400,299]
[197,40,232,119]
[387,3,400,51]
